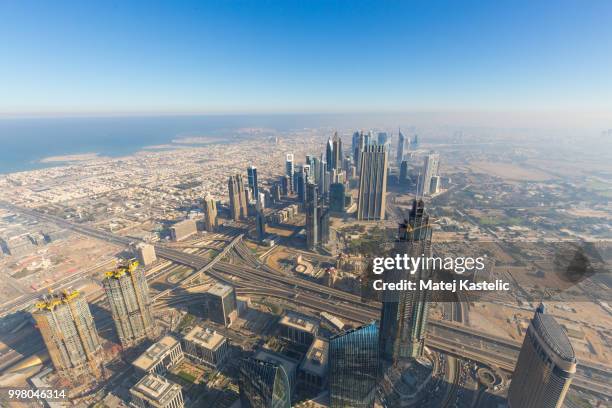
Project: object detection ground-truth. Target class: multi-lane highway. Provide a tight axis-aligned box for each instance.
[3,202,611,399]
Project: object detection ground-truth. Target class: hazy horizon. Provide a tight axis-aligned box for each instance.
[2,1,611,120]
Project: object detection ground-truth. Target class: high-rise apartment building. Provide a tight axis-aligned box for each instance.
[422,153,440,195]
[507,304,577,408]
[357,144,388,220]
[286,154,295,193]
[239,357,292,408]
[329,322,379,408]
[103,260,156,348]
[33,290,104,381]
[202,193,218,232]
[247,165,259,199]
[396,129,405,165]
[305,182,318,250]
[379,199,432,362]
[228,174,248,220]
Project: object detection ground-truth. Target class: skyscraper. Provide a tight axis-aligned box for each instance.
[228,174,248,220]
[239,357,291,408]
[33,290,104,381]
[329,322,379,408]
[319,155,328,197]
[247,165,259,198]
[318,208,330,245]
[332,132,343,171]
[379,199,432,361]
[285,154,295,193]
[202,193,218,232]
[279,175,289,196]
[305,182,318,250]
[295,166,307,203]
[329,182,346,213]
[377,132,388,146]
[351,131,360,160]
[326,137,334,171]
[421,153,440,195]
[354,131,365,171]
[396,129,405,165]
[507,304,577,408]
[399,160,409,184]
[103,260,156,348]
[364,131,372,147]
[357,144,388,220]
[256,192,266,241]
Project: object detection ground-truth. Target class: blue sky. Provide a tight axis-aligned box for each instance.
[1,0,611,115]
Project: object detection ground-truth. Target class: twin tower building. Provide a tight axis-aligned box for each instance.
[32,259,156,384]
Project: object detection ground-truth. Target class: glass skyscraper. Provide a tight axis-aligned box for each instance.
[379,199,432,361]
[239,357,291,408]
[247,165,259,198]
[329,322,379,408]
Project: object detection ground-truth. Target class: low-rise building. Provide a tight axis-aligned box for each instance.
[299,337,329,393]
[132,335,183,376]
[279,312,319,346]
[130,373,184,408]
[182,326,229,368]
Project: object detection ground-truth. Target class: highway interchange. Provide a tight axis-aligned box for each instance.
[1,201,610,402]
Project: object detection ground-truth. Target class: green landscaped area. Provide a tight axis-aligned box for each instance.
[177,371,197,383]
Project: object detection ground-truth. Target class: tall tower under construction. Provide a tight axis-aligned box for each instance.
[103,259,156,348]
[379,199,432,361]
[33,290,104,381]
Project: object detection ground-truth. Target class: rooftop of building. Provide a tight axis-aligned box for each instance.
[207,282,233,297]
[255,349,298,378]
[299,337,329,377]
[133,335,179,371]
[34,289,81,311]
[279,311,318,334]
[172,218,196,226]
[532,306,576,363]
[104,259,139,280]
[131,373,181,402]
[183,326,226,350]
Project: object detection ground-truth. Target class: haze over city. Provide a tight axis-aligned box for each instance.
[0,2,610,408]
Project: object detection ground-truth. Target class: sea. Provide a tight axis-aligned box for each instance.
[0,114,343,175]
